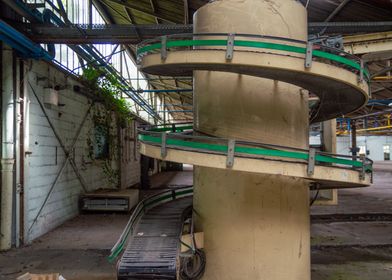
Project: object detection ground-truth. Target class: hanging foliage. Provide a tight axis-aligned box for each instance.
[82,66,134,128]
[82,67,134,187]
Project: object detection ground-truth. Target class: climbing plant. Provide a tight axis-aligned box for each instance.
[82,66,134,127]
[82,67,134,187]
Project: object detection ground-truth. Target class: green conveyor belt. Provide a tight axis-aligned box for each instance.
[137,39,369,79]
[138,133,366,169]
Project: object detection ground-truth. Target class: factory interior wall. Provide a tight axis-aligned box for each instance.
[119,120,141,189]
[0,51,142,243]
[337,135,392,161]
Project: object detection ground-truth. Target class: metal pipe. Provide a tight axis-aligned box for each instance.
[367,99,392,106]
[0,20,53,61]
[1,45,15,251]
[18,59,25,246]
[12,52,20,248]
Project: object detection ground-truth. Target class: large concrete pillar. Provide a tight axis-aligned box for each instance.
[192,1,310,279]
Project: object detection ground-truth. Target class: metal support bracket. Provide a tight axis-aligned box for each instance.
[171,189,176,200]
[359,155,365,180]
[305,42,313,68]
[161,133,167,158]
[359,60,364,83]
[307,148,316,176]
[226,139,236,168]
[161,36,167,60]
[226,33,235,61]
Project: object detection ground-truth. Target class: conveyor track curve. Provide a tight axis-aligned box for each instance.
[112,188,193,280]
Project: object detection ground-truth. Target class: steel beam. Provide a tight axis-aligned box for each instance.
[318,0,351,35]
[372,65,392,78]
[344,31,392,55]
[9,22,392,45]
[11,23,193,44]
[309,21,392,35]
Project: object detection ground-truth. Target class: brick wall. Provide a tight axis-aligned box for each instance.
[23,60,141,241]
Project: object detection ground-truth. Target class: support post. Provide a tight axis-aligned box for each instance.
[351,119,357,160]
[1,45,15,251]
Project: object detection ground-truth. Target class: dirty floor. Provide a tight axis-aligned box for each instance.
[1,164,392,279]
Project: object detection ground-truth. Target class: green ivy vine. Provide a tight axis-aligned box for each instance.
[82,67,134,187]
[82,66,134,128]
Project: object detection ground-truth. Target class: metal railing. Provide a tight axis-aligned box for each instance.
[136,33,370,82]
[138,124,373,179]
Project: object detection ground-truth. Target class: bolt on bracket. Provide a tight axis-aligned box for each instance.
[359,155,366,180]
[226,34,235,61]
[161,133,167,158]
[226,139,236,168]
[305,42,313,68]
[307,148,316,176]
[359,60,364,83]
[161,36,167,60]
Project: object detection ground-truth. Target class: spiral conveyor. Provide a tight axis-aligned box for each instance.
[114,1,373,279]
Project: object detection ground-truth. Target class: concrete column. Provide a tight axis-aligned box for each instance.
[1,45,15,251]
[194,168,310,280]
[192,1,310,278]
[323,120,337,154]
[315,120,338,205]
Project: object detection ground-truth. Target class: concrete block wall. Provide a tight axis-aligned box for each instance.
[23,60,140,241]
[119,121,141,189]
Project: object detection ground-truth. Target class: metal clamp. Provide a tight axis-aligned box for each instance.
[305,42,313,68]
[226,33,235,61]
[161,36,167,60]
[226,139,236,168]
[307,148,316,176]
[359,154,365,180]
[359,60,364,83]
[161,133,167,158]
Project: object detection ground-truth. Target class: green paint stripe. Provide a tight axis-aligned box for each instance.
[137,39,369,79]
[235,40,305,54]
[139,134,363,168]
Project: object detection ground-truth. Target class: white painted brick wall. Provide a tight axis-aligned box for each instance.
[120,121,141,188]
[24,61,141,242]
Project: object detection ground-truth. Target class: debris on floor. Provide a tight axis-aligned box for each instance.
[17,273,66,280]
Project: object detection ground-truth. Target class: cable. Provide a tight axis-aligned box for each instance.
[310,188,320,206]
[180,249,206,280]
[179,208,206,280]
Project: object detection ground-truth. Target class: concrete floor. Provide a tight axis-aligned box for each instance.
[311,161,392,280]
[1,164,392,279]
